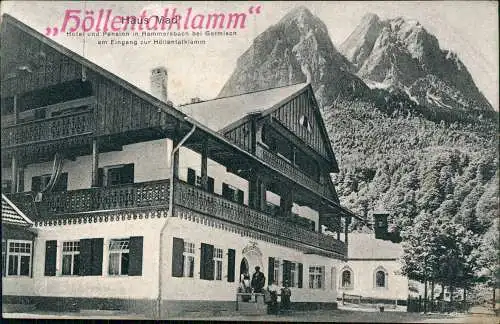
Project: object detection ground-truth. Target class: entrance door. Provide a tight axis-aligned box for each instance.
[240,257,249,281]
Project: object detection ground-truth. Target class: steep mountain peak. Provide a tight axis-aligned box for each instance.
[218,7,369,107]
[362,13,380,23]
[340,14,493,111]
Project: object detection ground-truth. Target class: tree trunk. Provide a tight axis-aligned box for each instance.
[449,285,454,312]
[431,281,435,312]
[424,280,428,313]
[463,288,467,313]
[493,287,496,310]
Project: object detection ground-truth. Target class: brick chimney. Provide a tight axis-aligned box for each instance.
[151,67,168,102]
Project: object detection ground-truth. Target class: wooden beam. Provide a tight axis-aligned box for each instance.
[200,138,208,190]
[344,216,351,246]
[11,154,18,193]
[13,94,18,124]
[91,138,99,187]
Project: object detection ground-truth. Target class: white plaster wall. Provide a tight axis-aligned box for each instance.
[161,217,340,303]
[22,139,172,191]
[336,260,408,301]
[2,167,12,181]
[31,218,164,299]
[2,277,35,296]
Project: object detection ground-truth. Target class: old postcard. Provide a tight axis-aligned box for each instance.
[1,1,498,321]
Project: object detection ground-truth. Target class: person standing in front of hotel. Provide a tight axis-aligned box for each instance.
[251,266,266,294]
[281,280,292,312]
[267,280,280,315]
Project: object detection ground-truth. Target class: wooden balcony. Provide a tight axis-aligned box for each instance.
[40,180,170,215]
[1,110,94,149]
[6,180,346,256]
[175,181,346,255]
[255,144,330,198]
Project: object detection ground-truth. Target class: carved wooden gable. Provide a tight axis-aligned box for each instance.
[271,87,335,164]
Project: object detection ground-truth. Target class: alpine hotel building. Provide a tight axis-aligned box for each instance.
[1,14,359,317]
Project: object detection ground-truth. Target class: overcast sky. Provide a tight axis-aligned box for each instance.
[1,1,498,110]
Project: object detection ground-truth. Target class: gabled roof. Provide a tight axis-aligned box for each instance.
[179,83,309,131]
[347,233,403,260]
[180,83,339,169]
[2,194,34,227]
[0,14,185,122]
[1,13,357,219]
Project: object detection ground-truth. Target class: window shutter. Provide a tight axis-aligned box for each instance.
[97,168,104,187]
[171,237,184,277]
[222,183,229,199]
[91,238,103,275]
[31,176,41,192]
[321,265,326,290]
[207,177,215,193]
[237,190,244,204]
[122,164,134,184]
[44,240,57,276]
[283,260,291,286]
[227,249,235,282]
[200,243,214,280]
[187,168,196,185]
[128,236,143,276]
[298,263,303,288]
[79,239,92,276]
[268,257,275,284]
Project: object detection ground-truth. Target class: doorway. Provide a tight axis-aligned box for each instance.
[240,257,249,281]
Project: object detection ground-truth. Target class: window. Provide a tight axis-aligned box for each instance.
[183,241,195,278]
[7,240,32,276]
[106,164,134,186]
[17,79,92,113]
[341,268,353,289]
[309,266,324,289]
[273,258,280,285]
[187,168,214,193]
[214,248,223,281]
[62,241,80,276]
[108,239,129,275]
[299,115,312,132]
[290,262,298,287]
[31,173,68,192]
[222,183,244,204]
[375,268,388,288]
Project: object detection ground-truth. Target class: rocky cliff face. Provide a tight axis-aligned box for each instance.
[218,6,369,108]
[339,14,493,111]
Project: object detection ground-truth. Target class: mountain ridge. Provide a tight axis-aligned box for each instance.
[339,13,493,112]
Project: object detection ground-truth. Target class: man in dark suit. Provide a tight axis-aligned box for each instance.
[251,266,266,293]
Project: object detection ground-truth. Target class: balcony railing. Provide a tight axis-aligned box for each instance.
[255,144,330,198]
[1,111,94,148]
[6,180,345,255]
[41,180,170,214]
[175,181,346,255]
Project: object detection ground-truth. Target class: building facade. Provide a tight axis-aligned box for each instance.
[336,214,409,305]
[1,14,357,318]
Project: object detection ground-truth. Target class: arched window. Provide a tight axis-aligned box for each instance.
[374,267,388,288]
[341,267,353,289]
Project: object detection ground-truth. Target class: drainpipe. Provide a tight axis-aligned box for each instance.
[156,121,196,319]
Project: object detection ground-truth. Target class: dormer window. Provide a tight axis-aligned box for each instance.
[299,115,312,133]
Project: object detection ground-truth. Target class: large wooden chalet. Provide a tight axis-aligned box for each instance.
[1,14,358,317]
